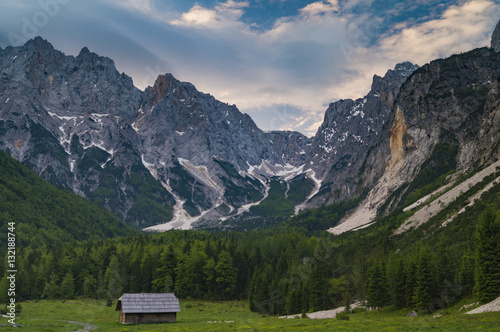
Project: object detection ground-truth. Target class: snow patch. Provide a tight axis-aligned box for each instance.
[131,121,140,132]
[294,169,322,215]
[141,154,157,178]
[246,160,305,180]
[90,113,109,123]
[144,180,197,231]
[221,175,270,221]
[323,128,337,142]
[48,111,78,121]
[178,158,223,191]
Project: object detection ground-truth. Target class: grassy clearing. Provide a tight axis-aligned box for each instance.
[2,299,500,331]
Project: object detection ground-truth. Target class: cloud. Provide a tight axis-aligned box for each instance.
[117,0,153,14]
[331,0,500,102]
[378,0,497,64]
[1,0,498,136]
[121,0,500,136]
[170,0,249,29]
[300,0,339,18]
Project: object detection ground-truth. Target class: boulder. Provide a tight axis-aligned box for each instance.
[407,310,418,317]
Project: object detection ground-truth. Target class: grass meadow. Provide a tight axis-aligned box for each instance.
[1,298,499,331]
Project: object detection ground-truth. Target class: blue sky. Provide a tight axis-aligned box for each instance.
[0,0,499,136]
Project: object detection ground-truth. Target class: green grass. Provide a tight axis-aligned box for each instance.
[4,299,500,331]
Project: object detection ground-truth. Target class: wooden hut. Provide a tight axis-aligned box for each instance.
[115,293,181,324]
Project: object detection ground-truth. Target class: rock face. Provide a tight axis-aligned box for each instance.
[0,37,312,227]
[1,31,499,231]
[335,47,500,233]
[303,62,418,208]
[492,20,500,52]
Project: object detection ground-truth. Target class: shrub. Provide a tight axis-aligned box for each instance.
[336,310,350,320]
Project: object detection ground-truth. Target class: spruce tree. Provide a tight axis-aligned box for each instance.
[365,262,388,312]
[475,207,500,303]
[413,245,436,313]
[83,274,97,298]
[386,252,406,309]
[59,272,75,299]
[215,251,238,300]
[308,241,333,311]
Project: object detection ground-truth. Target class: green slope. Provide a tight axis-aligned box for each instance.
[0,149,136,249]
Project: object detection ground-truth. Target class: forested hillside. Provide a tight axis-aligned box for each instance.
[5,173,499,315]
[0,149,136,252]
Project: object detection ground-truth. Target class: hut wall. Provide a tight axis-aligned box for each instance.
[121,312,177,324]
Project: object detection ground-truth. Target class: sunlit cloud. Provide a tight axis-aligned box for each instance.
[300,0,339,18]
[170,0,249,29]
[0,0,498,136]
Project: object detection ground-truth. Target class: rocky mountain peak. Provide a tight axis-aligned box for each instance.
[76,45,117,72]
[492,20,500,52]
[24,36,54,51]
[149,73,180,105]
[373,62,419,88]
[304,61,418,207]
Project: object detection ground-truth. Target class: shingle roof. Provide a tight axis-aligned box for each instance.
[116,293,181,313]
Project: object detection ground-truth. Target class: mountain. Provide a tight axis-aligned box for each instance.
[0,149,135,250]
[302,62,419,209]
[0,37,313,228]
[1,21,499,233]
[330,46,500,234]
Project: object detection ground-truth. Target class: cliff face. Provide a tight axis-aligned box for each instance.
[0,37,313,227]
[302,62,418,209]
[492,20,500,52]
[335,47,500,233]
[1,30,499,231]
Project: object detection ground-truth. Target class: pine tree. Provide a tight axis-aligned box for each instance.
[104,256,122,299]
[404,257,417,308]
[203,258,217,299]
[83,274,97,298]
[140,253,153,293]
[59,272,75,299]
[328,275,350,307]
[436,240,456,307]
[458,248,475,295]
[474,207,500,303]
[308,241,333,311]
[249,268,261,312]
[351,253,367,301]
[42,273,59,299]
[215,251,238,300]
[413,245,436,313]
[386,252,406,309]
[365,262,388,312]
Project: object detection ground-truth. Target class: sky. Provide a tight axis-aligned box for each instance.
[0,0,499,136]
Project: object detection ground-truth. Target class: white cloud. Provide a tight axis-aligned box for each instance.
[378,0,497,64]
[300,0,339,18]
[331,0,500,102]
[39,0,500,136]
[154,0,500,136]
[170,0,249,29]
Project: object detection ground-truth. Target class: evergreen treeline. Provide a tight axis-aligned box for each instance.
[2,199,499,315]
[0,147,499,316]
